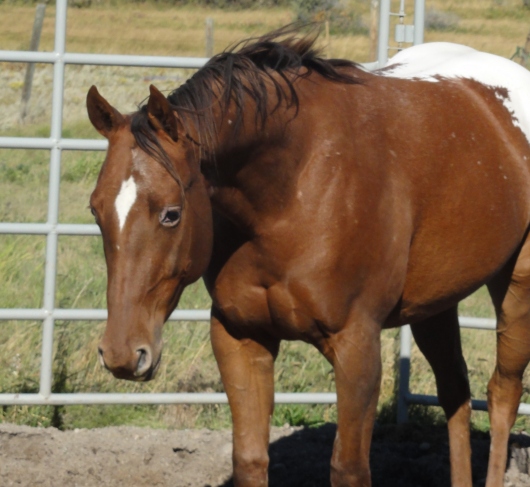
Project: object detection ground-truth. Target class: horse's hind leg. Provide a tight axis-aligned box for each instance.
[486,245,530,487]
[411,306,472,487]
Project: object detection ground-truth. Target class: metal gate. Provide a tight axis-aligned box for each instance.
[3,0,499,418]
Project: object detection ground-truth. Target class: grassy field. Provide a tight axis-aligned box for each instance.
[1,0,530,432]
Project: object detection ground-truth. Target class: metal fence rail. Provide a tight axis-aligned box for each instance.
[0,0,217,406]
[1,0,360,406]
[397,319,530,423]
[5,0,510,420]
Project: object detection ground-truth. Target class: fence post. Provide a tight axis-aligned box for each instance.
[20,2,47,123]
[413,0,425,45]
[377,0,391,67]
[324,21,330,59]
[39,0,67,399]
[205,18,214,58]
[513,31,530,67]
[370,0,379,62]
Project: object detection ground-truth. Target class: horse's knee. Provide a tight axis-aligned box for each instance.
[233,448,269,486]
[495,324,530,380]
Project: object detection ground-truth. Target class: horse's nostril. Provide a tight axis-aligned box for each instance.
[97,347,105,368]
[135,347,152,377]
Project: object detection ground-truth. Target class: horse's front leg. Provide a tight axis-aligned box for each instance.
[323,320,382,487]
[211,311,280,487]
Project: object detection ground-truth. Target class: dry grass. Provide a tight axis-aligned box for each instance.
[422,0,530,57]
[1,5,292,56]
[2,1,529,60]
[2,1,530,132]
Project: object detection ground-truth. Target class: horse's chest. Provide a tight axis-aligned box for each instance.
[211,249,328,342]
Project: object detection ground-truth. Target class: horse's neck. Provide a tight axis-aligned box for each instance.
[204,98,301,232]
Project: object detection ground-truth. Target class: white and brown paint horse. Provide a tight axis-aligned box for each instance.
[87,27,530,486]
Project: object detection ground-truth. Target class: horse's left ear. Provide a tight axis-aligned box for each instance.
[86,86,125,138]
[147,85,180,142]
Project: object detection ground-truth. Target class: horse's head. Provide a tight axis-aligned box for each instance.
[86,85,213,381]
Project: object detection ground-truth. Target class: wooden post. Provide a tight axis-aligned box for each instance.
[370,0,379,62]
[205,18,214,58]
[524,31,530,66]
[20,2,47,123]
[514,31,530,67]
[325,21,330,59]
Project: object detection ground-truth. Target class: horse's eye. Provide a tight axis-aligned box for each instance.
[90,206,97,219]
[159,206,181,228]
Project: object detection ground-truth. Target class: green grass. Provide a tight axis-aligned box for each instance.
[0,114,523,433]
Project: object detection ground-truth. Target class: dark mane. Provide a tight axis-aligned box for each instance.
[131,24,363,168]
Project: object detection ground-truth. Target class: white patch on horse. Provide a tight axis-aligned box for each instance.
[115,176,137,232]
[379,42,530,143]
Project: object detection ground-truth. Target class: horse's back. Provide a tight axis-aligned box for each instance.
[209,42,530,330]
[366,43,530,322]
[379,42,530,144]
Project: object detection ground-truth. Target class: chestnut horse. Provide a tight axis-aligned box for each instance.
[87,27,530,487]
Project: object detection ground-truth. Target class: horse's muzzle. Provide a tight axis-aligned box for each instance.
[97,343,161,382]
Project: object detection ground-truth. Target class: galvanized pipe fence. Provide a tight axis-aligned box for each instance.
[4,0,522,423]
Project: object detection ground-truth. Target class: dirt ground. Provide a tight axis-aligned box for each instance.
[2,422,530,487]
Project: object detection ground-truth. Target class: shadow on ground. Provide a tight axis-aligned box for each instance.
[220,423,530,487]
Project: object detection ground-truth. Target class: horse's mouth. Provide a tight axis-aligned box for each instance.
[106,351,162,382]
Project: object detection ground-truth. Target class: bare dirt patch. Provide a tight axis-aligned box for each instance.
[1,422,530,486]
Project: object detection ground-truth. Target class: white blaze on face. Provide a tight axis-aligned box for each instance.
[115,176,138,232]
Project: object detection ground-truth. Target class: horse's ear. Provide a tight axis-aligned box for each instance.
[147,84,179,142]
[86,86,125,138]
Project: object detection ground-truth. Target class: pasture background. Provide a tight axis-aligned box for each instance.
[0,0,529,433]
